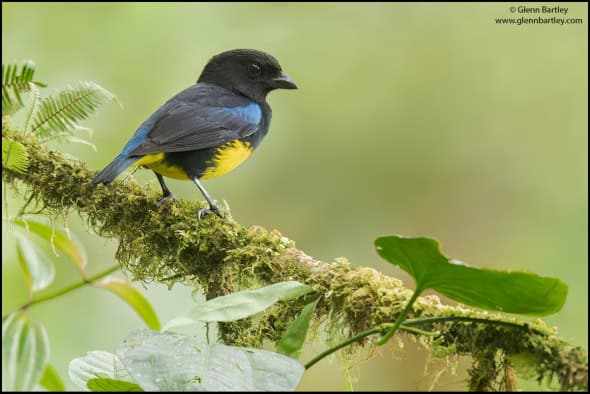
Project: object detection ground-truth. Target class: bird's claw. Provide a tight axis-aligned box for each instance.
[197,206,223,220]
[157,194,178,207]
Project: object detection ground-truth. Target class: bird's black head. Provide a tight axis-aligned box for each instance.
[197,49,297,102]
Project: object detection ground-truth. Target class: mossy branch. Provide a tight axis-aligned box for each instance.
[2,123,587,392]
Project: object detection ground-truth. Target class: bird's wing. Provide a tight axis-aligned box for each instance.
[127,87,262,156]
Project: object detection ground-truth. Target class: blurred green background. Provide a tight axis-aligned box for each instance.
[2,2,587,391]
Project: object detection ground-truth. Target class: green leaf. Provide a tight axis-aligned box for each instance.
[30,81,118,137]
[164,281,314,330]
[375,236,568,316]
[277,297,319,359]
[116,329,304,391]
[95,278,161,330]
[40,363,65,391]
[2,60,45,116]
[69,350,134,390]
[16,233,56,293]
[87,378,143,392]
[14,217,87,276]
[2,311,50,391]
[2,138,29,174]
[2,95,23,116]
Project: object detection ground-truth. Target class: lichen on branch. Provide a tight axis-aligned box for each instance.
[2,123,587,392]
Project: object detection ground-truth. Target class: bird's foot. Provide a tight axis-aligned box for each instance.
[157,193,178,207]
[197,206,223,220]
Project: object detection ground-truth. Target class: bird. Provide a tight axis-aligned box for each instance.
[91,49,297,218]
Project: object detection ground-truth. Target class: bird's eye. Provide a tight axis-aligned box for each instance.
[248,63,262,76]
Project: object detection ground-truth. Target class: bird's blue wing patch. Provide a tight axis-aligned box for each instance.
[220,102,262,125]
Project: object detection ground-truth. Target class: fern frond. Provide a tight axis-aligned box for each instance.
[2,95,23,116]
[2,61,46,116]
[30,81,118,137]
[2,137,29,174]
[22,84,41,133]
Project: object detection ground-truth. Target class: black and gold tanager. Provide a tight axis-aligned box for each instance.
[92,49,297,218]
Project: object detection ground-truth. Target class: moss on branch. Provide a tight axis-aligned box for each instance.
[2,124,587,391]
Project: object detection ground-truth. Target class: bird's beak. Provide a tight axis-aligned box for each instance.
[272,73,298,90]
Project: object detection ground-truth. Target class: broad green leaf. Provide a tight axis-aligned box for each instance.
[116,329,304,391]
[375,236,568,316]
[162,316,202,334]
[14,217,87,276]
[2,311,50,391]
[277,297,320,359]
[16,233,55,294]
[68,350,133,390]
[95,278,160,330]
[40,363,65,391]
[2,138,29,174]
[189,281,314,322]
[87,378,143,392]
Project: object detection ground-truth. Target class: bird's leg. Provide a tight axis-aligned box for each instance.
[192,176,222,219]
[154,172,178,206]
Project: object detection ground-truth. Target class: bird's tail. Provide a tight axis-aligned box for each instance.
[91,154,139,186]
